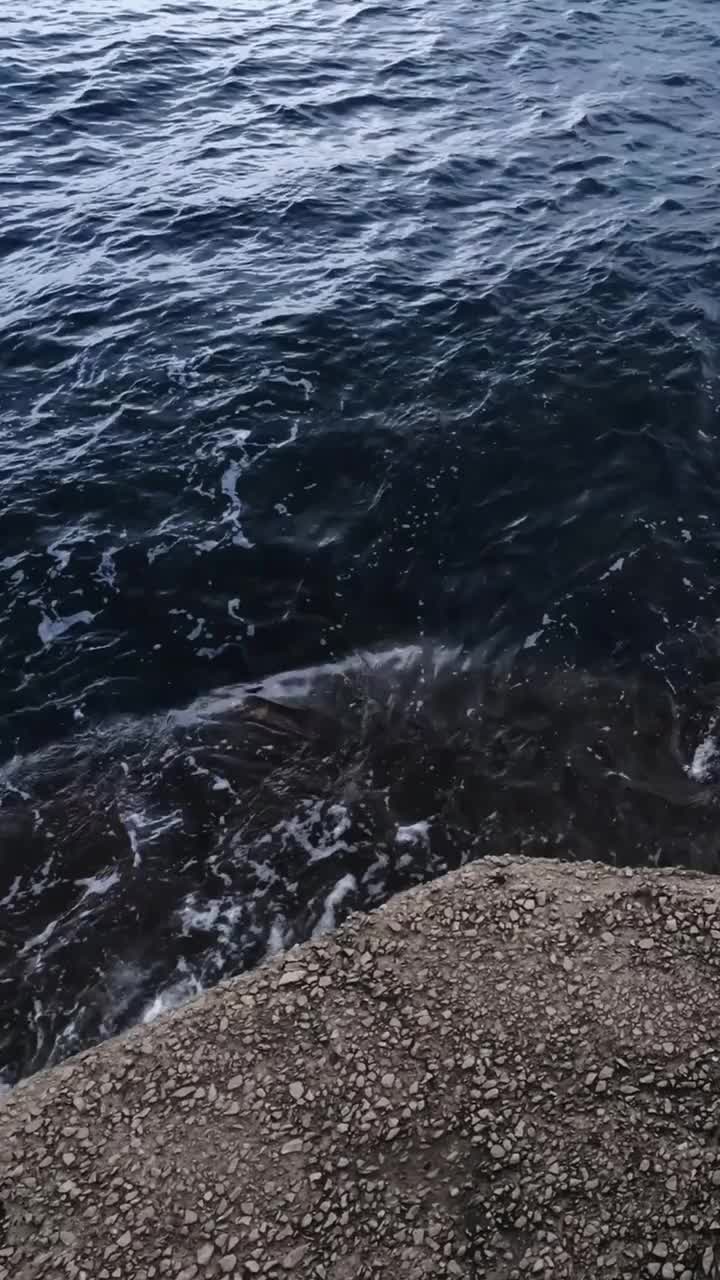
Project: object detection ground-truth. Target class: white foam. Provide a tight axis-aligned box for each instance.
[46,535,73,573]
[75,870,120,901]
[274,800,352,863]
[687,721,718,782]
[119,807,183,867]
[141,967,204,1024]
[0,764,31,801]
[37,609,95,646]
[600,555,632,582]
[395,820,430,847]
[30,854,55,898]
[269,422,299,447]
[187,617,205,642]
[97,547,119,588]
[220,458,253,549]
[313,873,357,937]
[20,917,58,957]
[211,775,232,792]
[180,896,221,934]
[523,629,544,650]
[265,918,288,957]
[0,552,25,571]
[0,875,22,909]
[121,813,142,866]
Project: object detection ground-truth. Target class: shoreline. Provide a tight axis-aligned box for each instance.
[3,855,720,1278]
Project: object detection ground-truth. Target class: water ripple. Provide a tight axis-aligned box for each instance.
[3,0,720,1075]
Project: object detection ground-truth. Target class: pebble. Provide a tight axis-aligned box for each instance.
[282,1243,309,1268]
[278,970,305,987]
[4,859,720,1280]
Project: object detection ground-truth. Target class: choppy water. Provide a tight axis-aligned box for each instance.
[3,0,720,1083]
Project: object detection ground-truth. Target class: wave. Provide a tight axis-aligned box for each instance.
[2,641,720,1085]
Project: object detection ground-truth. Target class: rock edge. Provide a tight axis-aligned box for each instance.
[3,856,720,1279]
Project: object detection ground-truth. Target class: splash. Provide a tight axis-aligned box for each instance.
[2,641,720,1087]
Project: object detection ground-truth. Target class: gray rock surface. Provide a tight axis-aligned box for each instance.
[3,856,720,1278]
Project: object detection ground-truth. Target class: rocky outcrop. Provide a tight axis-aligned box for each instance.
[3,856,720,1279]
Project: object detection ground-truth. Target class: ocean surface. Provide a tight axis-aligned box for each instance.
[3,0,720,1085]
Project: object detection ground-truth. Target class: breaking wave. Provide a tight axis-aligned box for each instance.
[3,641,720,1084]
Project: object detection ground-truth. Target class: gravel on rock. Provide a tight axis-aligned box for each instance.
[3,856,720,1278]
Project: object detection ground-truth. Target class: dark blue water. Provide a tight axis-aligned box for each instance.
[3,0,720,1083]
